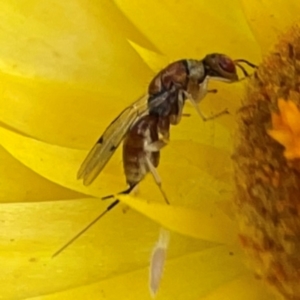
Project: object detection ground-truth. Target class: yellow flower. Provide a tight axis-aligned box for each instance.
[0,1,300,299]
[233,22,300,299]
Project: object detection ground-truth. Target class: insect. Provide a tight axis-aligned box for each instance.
[52,114,170,257]
[77,54,256,186]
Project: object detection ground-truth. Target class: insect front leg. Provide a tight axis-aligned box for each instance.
[184,90,229,122]
[144,140,168,152]
[196,77,209,102]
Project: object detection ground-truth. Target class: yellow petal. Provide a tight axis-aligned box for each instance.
[128,40,170,73]
[0,1,259,148]
[0,124,236,243]
[115,0,260,60]
[201,273,276,300]
[0,123,233,203]
[0,199,241,300]
[0,199,213,299]
[0,1,154,79]
[0,145,85,203]
[119,195,238,244]
[0,124,125,196]
[241,0,300,53]
[0,1,155,148]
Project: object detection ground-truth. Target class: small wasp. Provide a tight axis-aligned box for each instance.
[52,54,256,257]
[77,54,256,186]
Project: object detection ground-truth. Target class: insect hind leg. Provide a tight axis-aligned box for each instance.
[101,184,138,200]
[144,156,170,205]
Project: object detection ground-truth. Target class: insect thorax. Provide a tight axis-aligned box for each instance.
[186,59,206,83]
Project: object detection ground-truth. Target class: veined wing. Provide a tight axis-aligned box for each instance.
[77,92,169,186]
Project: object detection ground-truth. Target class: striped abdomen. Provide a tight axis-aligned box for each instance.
[122,115,160,187]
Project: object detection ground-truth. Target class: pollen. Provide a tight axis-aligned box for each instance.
[233,23,300,300]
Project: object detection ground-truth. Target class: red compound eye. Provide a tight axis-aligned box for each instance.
[219,55,236,73]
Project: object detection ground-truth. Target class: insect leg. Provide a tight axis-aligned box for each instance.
[185,92,229,122]
[101,184,138,200]
[234,59,257,69]
[235,62,250,79]
[144,156,170,205]
[144,140,168,152]
[52,200,119,258]
[196,77,209,102]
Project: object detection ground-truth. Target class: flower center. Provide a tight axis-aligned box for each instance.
[233,23,300,300]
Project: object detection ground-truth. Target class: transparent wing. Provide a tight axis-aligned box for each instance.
[77,92,169,186]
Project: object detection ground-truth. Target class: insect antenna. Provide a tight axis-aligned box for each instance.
[235,62,249,77]
[52,200,119,258]
[234,59,257,69]
[234,59,257,79]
